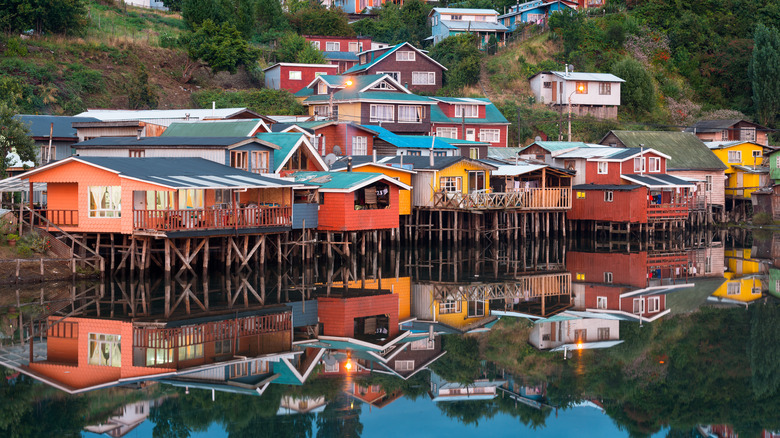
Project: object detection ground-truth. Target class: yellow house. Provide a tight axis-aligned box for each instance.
[411,281,493,331]
[712,248,764,303]
[705,140,768,199]
[331,160,415,215]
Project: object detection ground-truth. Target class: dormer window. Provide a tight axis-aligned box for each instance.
[396,51,415,61]
[360,54,367,64]
[317,82,328,95]
[372,81,396,91]
[454,104,479,118]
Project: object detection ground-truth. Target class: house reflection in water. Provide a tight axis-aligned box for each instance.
[277,395,328,415]
[529,314,622,351]
[709,248,765,306]
[429,371,506,402]
[83,398,163,437]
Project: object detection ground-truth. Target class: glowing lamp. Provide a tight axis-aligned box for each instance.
[577,342,583,350]
[578,85,585,93]
[345,80,353,87]
[345,360,353,371]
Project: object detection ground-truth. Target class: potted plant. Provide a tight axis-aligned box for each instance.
[7,234,18,247]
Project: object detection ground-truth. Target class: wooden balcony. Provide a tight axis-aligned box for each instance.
[432,188,571,211]
[133,206,291,232]
[33,210,78,226]
[431,272,572,301]
[647,202,690,221]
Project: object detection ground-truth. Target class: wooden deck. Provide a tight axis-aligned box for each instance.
[432,188,571,211]
[133,206,292,232]
[429,272,571,301]
[647,202,689,221]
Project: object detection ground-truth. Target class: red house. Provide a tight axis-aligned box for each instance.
[291,171,410,232]
[304,35,373,54]
[430,97,510,149]
[274,121,379,157]
[566,147,697,224]
[343,42,447,94]
[263,63,339,94]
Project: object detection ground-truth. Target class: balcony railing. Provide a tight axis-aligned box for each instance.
[33,210,78,226]
[647,202,690,221]
[432,188,571,211]
[133,206,292,232]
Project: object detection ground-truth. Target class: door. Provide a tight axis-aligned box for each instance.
[468,171,485,194]
[551,81,557,103]
[466,128,475,142]
[133,191,146,210]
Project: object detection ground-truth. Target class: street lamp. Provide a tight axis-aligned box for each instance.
[329,78,353,121]
[567,83,585,142]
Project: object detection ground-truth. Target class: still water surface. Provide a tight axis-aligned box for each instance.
[1,232,777,437]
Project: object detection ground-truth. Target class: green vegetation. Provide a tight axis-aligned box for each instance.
[185,19,259,75]
[191,88,305,115]
[351,0,432,47]
[428,34,483,93]
[429,334,482,384]
[749,24,780,127]
[0,103,36,177]
[0,0,88,35]
[275,32,326,64]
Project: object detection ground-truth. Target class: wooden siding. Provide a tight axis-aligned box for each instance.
[317,294,399,338]
[431,123,508,149]
[669,170,725,207]
[76,147,224,163]
[317,187,401,231]
[359,103,431,135]
[362,53,444,94]
[412,171,436,207]
[265,64,338,93]
[312,124,375,157]
[292,203,319,229]
[569,251,649,288]
[342,164,413,215]
[570,187,648,223]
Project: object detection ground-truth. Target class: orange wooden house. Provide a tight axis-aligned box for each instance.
[21,156,308,235]
[329,157,415,216]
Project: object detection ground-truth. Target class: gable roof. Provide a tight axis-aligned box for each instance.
[430,98,509,125]
[75,108,266,124]
[529,71,625,83]
[22,157,300,189]
[593,147,671,161]
[439,20,508,32]
[290,171,411,191]
[364,125,457,150]
[322,51,359,61]
[75,136,279,150]
[685,119,766,133]
[601,131,727,171]
[261,62,339,72]
[264,133,328,172]
[303,76,435,105]
[430,7,500,15]
[498,0,576,19]
[15,115,99,139]
[703,140,765,150]
[271,121,378,137]
[160,119,268,137]
[330,156,417,173]
[382,155,497,171]
[343,42,447,75]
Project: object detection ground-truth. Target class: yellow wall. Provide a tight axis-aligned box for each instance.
[714,248,763,303]
[336,277,412,321]
[308,103,362,122]
[434,161,493,194]
[725,249,761,275]
[711,142,764,199]
[435,300,490,329]
[345,164,413,215]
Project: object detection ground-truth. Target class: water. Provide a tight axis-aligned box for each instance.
[1,231,778,437]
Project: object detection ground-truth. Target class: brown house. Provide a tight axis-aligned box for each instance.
[342,42,447,94]
[685,119,770,146]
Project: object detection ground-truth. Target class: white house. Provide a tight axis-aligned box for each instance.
[123,0,167,9]
[528,68,625,119]
[428,8,508,49]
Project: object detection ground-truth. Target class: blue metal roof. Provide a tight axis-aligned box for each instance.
[365,125,457,150]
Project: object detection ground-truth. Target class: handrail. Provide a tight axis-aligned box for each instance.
[433,187,571,210]
[24,206,101,259]
[133,206,292,232]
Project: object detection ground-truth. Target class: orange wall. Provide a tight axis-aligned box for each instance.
[343,165,412,215]
[46,183,78,211]
[318,294,399,338]
[317,186,400,231]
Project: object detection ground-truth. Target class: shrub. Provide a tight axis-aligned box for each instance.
[753,212,774,226]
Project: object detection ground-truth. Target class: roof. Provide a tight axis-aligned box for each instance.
[489,162,550,176]
[322,51,359,61]
[160,120,266,137]
[431,7,501,15]
[521,141,595,154]
[75,136,269,148]
[382,155,496,171]
[329,156,416,173]
[439,20,508,31]
[685,119,765,133]
[21,157,300,189]
[266,133,328,172]
[620,173,695,188]
[488,147,525,160]
[14,115,99,139]
[530,71,625,83]
[498,0,575,18]
[436,137,490,146]
[75,108,261,122]
[261,62,338,72]
[365,125,456,150]
[343,43,447,75]
[602,131,727,171]
[596,147,671,161]
[290,171,411,191]
[704,140,764,149]
[430,98,509,125]
[572,184,642,191]
[549,340,624,352]
[556,147,622,159]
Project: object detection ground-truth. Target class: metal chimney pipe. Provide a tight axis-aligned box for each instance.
[347,156,353,172]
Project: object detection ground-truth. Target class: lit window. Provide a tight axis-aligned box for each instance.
[88,186,121,218]
[576,82,587,94]
[88,333,121,367]
[576,191,586,199]
[289,71,302,80]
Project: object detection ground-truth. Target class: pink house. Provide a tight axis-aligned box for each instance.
[263,63,339,94]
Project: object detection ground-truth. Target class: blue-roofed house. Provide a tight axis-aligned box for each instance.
[429,97,511,152]
[15,114,99,165]
[529,69,625,119]
[343,42,447,94]
[428,8,508,49]
[498,0,577,32]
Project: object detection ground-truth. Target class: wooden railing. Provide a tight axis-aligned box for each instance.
[431,272,571,301]
[133,206,292,232]
[432,188,571,211]
[132,313,291,349]
[647,202,690,221]
[32,209,78,226]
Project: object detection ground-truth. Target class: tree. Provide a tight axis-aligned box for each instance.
[127,65,158,110]
[186,20,259,75]
[0,0,87,35]
[181,0,255,37]
[275,32,326,64]
[429,335,482,385]
[287,4,354,37]
[161,0,182,11]
[610,58,655,115]
[429,34,482,92]
[748,23,780,126]
[0,103,36,178]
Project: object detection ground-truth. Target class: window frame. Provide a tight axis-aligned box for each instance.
[396,51,416,61]
[88,333,122,367]
[325,41,340,51]
[398,105,424,123]
[352,136,368,155]
[597,161,608,174]
[599,82,611,95]
[648,156,661,172]
[288,70,302,80]
[575,81,588,94]
[251,151,270,173]
[88,186,122,218]
[440,176,462,193]
[604,191,613,202]
[596,296,607,309]
[412,71,436,85]
[647,296,660,313]
[369,104,395,123]
[436,127,458,138]
[479,129,500,143]
[454,104,479,118]
[728,150,742,164]
[230,150,248,171]
[634,157,646,173]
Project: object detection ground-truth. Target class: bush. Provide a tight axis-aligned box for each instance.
[611,57,655,114]
[753,212,774,225]
[429,34,482,91]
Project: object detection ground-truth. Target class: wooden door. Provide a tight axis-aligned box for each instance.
[551,81,557,103]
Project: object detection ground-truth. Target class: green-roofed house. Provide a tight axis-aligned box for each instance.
[429,97,510,151]
[160,119,272,138]
[256,132,327,176]
[600,130,728,218]
[301,74,436,135]
[272,120,380,157]
[291,171,411,231]
[342,42,446,94]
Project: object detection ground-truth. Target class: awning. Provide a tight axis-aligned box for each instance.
[621,173,696,189]
[0,175,46,193]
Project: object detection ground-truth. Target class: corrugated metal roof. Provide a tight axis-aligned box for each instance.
[604,131,727,171]
[290,170,408,190]
[322,51,359,61]
[620,173,695,188]
[160,120,262,137]
[75,108,257,121]
[548,71,625,83]
[556,147,619,159]
[76,136,253,147]
[684,119,745,133]
[490,163,546,176]
[440,20,508,31]
[488,147,524,160]
[432,7,500,14]
[343,44,403,74]
[437,137,490,146]
[429,98,509,125]
[604,147,645,160]
[15,115,99,138]
[365,125,456,150]
[572,184,642,191]
[550,340,624,351]
[704,140,746,149]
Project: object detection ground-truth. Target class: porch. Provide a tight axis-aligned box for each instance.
[432,187,571,210]
[133,205,291,232]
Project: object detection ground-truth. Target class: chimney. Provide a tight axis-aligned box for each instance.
[136,128,142,140]
[212,101,216,117]
[185,113,190,121]
[565,64,568,76]
[372,149,377,163]
[347,156,353,172]
[400,155,404,167]
[429,151,434,167]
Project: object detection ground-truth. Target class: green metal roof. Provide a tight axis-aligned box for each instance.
[291,171,386,190]
[604,131,727,171]
[436,137,489,146]
[343,44,405,74]
[160,120,262,137]
[429,98,509,124]
[518,141,593,153]
[488,147,524,160]
[257,133,305,169]
[305,90,433,104]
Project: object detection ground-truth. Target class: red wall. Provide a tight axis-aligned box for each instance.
[317,294,399,338]
[317,186,400,231]
[437,102,486,119]
[587,151,667,185]
[568,251,649,289]
[304,36,372,52]
[570,187,648,223]
[274,65,338,93]
[314,125,375,157]
[431,123,508,148]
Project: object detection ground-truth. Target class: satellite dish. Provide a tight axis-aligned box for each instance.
[535,136,542,142]
[333,145,342,156]
[324,153,338,168]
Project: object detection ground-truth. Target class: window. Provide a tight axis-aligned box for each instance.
[325,41,340,51]
[370,104,394,122]
[439,299,461,314]
[468,300,485,317]
[396,51,415,61]
[39,145,56,163]
[705,175,713,192]
[469,148,479,159]
[753,150,762,161]
[88,186,122,218]
[315,72,328,77]
[398,105,424,123]
[178,343,204,361]
[410,338,435,350]
[596,296,607,309]
[412,71,435,85]
[634,157,646,172]
[604,191,613,202]
[129,149,145,157]
[705,256,712,274]
[214,339,231,355]
[373,80,397,91]
[313,105,330,117]
[283,148,309,171]
[575,82,588,93]
[450,14,462,20]
[88,333,121,367]
[648,157,661,172]
[633,298,645,314]
[647,297,660,312]
[543,81,552,89]
[352,136,368,155]
[727,282,740,295]
[324,361,339,373]
[455,104,479,118]
[721,129,729,141]
[437,127,457,138]
[407,150,421,156]
[434,151,447,157]
[378,71,400,81]
[317,82,328,94]
[740,127,756,142]
[288,70,302,80]
[574,329,586,342]
[599,83,611,95]
[479,129,500,143]
[311,41,320,49]
[576,273,585,280]
[395,360,414,371]
[604,271,613,283]
[576,191,586,199]
[597,161,608,174]
[440,176,462,192]
[597,327,610,340]
[146,191,176,210]
[178,189,204,209]
[231,151,248,170]
[348,42,358,52]
[360,54,367,64]
[728,150,742,163]
[251,151,270,173]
